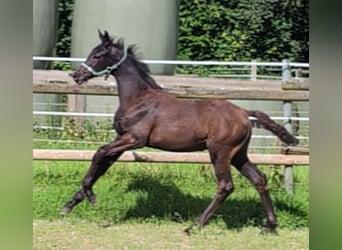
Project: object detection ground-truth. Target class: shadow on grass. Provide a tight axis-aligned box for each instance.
[121,174,307,230]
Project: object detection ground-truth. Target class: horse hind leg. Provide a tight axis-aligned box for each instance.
[232,150,278,234]
[61,133,141,214]
[184,149,234,234]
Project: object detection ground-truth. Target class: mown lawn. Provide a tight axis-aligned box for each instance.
[33,160,309,249]
[33,219,309,250]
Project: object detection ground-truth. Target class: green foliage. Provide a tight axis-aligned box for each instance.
[178,0,248,61]
[178,0,308,63]
[33,117,115,149]
[52,61,72,71]
[55,0,74,58]
[55,0,308,75]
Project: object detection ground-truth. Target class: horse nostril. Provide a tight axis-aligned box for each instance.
[69,72,76,78]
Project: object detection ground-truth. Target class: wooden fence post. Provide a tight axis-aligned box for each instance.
[282,59,294,194]
[67,95,86,124]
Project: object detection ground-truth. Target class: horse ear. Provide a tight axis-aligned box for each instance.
[103,30,110,39]
[98,29,112,44]
[98,29,105,42]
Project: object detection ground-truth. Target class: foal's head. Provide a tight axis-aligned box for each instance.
[70,30,127,85]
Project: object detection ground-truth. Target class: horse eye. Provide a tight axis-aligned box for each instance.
[93,50,107,59]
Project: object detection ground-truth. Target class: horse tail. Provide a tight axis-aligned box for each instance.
[247,110,298,145]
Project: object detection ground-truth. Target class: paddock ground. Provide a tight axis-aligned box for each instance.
[33,219,308,250]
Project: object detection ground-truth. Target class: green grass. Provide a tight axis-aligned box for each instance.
[33,160,308,228]
[33,158,309,249]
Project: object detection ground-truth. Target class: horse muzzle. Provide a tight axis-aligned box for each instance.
[69,71,90,85]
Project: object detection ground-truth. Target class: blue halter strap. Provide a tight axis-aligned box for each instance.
[81,49,128,77]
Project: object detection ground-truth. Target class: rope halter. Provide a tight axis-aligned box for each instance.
[80,49,128,78]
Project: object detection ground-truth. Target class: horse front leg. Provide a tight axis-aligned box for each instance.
[60,133,140,214]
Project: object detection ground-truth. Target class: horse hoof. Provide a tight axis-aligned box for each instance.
[259,226,278,235]
[183,222,202,236]
[60,207,71,215]
[183,228,191,236]
[88,195,97,205]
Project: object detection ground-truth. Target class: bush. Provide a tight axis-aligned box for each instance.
[178,0,309,62]
[55,0,309,65]
[56,0,74,57]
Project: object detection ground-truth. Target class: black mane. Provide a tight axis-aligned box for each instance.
[114,39,163,90]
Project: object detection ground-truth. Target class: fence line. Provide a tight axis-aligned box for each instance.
[33,56,309,68]
[33,82,309,101]
[33,149,309,165]
[33,70,309,152]
[33,65,309,189]
[33,110,309,121]
[33,57,309,81]
[33,135,309,145]
[33,138,302,148]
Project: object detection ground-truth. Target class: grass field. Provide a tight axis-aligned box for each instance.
[33,219,309,250]
[33,160,309,249]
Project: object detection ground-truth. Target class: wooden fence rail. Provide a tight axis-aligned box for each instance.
[33,70,309,101]
[33,149,309,165]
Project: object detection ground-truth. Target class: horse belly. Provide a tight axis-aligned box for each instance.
[148,130,207,152]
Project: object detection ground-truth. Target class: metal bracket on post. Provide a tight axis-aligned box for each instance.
[282,59,294,194]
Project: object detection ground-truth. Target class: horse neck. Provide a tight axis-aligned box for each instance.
[113,59,150,107]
